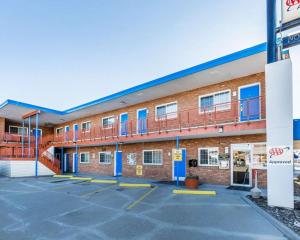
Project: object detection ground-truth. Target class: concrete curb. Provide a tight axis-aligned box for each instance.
[242,196,300,240]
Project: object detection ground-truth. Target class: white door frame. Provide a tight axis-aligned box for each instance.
[238,82,261,122]
[230,144,252,187]
[73,124,78,141]
[72,153,76,173]
[119,112,128,136]
[114,150,123,176]
[172,148,186,181]
[136,108,148,134]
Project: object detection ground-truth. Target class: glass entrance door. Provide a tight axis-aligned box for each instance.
[231,145,252,186]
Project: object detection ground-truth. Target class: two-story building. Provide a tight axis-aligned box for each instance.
[0,43,270,187]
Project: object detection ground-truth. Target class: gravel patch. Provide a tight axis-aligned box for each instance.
[247,195,300,236]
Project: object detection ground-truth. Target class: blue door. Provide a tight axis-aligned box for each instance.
[65,126,70,141]
[240,84,260,121]
[174,149,186,180]
[64,153,69,173]
[33,129,42,143]
[73,124,78,141]
[120,113,128,136]
[115,151,122,176]
[137,109,147,134]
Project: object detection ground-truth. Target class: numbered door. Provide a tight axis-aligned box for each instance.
[173,149,186,181]
[114,151,122,176]
[240,84,260,121]
[120,113,128,136]
[137,109,147,134]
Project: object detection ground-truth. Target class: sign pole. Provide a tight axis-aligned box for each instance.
[267,0,277,63]
[176,136,179,188]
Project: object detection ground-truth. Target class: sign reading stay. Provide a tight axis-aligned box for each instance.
[172,148,183,161]
[267,146,293,165]
[282,0,300,24]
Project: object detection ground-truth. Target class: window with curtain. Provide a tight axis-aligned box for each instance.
[199,90,231,112]
[156,102,177,120]
[198,148,219,166]
[99,152,112,164]
[81,121,91,132]
[143,150,163,165]
[102,116,115,129]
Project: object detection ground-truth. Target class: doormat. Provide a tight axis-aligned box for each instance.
[227,186,252,191]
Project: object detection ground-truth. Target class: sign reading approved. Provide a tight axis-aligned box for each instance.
[172,148,183,161]
[282,0,300,24]
[268,146,293,165]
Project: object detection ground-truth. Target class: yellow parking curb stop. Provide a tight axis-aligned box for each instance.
[70,177,92,181]
[119,183,152,188]
[53,175,73,178]
[173,189,216,196]
[91,179,117,184]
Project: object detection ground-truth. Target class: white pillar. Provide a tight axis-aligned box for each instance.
[266,59,294,209]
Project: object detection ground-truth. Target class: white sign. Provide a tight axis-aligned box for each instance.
[282,0,300,24]
[127,153,136,166]
[267,146,293,165]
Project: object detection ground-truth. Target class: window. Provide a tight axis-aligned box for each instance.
[9,126,28,136]
[252,143,267,169]
[199,90,231,112]
[156,102,177,120]
[198,148,219,166]
[80,152,89,163]
[102,116,115,129]
[143,150,163,165]
[56,127,63,136]
[99,152,112,164]
[81,121,91,132]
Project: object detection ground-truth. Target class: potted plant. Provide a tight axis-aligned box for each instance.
[185,167,199,189]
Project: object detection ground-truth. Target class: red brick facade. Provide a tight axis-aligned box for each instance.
[64,134,267,187]
[53,72,265,133]
[1,72,268,187]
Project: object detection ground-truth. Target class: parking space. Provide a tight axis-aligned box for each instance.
[0,176,288,240]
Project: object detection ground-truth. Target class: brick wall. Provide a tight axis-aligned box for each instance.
[53,72,265,134]
[64,134,267,187]
[0,118,5,135]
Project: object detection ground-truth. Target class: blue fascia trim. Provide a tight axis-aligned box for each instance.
[1,99,64,115]
[65,43,267,113]
[0,43,267,116]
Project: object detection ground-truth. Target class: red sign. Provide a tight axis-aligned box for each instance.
[286,0,300,7]
[269,148,284,157]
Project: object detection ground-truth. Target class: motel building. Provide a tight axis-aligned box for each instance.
[0,43,298,188]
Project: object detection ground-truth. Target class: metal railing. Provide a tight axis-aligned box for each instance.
[0,97,265,147]
[53,96,265,143]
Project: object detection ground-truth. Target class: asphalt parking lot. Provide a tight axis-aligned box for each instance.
[0,176,288,240]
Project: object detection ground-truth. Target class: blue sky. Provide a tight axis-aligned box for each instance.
[0,0,299,117]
